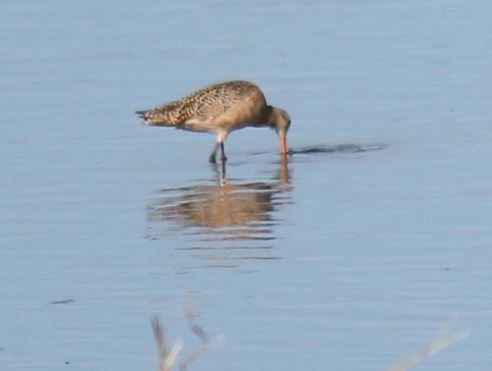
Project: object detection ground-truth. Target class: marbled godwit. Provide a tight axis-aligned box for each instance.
[136,80,291,163]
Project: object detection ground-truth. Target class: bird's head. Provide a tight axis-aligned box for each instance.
[267,107,291,155]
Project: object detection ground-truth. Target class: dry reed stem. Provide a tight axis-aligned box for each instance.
[385,330,469,371]
[179,298,212,371]
[152,298,218,371]
[151,316,183,371]
[151,317,168,364]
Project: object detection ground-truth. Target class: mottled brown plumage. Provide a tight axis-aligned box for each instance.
[136,80,291,163]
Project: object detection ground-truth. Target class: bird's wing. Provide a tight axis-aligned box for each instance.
[181,83,246,121]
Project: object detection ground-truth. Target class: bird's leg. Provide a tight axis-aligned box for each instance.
[220,142,227,163]
[209,142,219,163]
[220,159,226,179]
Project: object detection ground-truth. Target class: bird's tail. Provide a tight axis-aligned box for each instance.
[136,100,183,127]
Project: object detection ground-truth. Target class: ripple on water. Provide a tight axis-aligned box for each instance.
[289,143,388,155]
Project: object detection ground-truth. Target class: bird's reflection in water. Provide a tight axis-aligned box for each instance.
[146,159,292,270]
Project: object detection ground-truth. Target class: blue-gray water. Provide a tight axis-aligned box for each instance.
[1,1,492,370]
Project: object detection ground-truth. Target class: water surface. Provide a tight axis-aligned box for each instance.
[1,1,492,370]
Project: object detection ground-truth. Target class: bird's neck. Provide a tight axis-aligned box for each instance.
[262,105,276,128]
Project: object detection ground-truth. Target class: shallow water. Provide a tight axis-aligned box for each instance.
[2,1,492,370]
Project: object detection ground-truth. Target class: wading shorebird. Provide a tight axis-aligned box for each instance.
[136,80,291,163]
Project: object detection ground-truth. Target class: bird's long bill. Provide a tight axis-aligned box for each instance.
[278,132,287,155]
